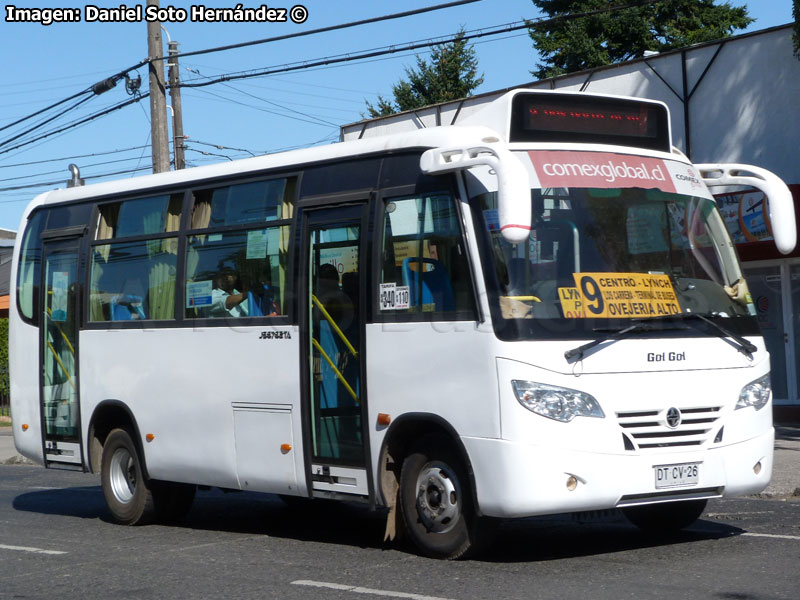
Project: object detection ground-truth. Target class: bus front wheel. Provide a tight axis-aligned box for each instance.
[622,499,707,533]
[101,428,157,525]
[399,438,477,559]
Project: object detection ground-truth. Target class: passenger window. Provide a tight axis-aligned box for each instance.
[16,210,47,323]
[190,177,295,229]
[89,238,178,321]
[379,194,475,318]
[96,194,182,240]
[184,226,290,319]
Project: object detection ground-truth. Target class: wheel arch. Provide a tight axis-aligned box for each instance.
[377,412,482,516]
[87,400,148,478]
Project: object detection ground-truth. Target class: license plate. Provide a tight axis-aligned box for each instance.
[654,462,700,489]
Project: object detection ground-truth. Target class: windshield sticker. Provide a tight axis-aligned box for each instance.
[566,273,681,319]
[526,151,713,199]
[483,209,500,232]
[558,287,586,318]
[379,283,410,311]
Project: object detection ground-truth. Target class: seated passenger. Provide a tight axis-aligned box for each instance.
[210,266,249,318]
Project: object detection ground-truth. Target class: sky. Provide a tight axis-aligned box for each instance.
[0,0,793,232]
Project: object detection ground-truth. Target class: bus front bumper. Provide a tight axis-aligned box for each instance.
[462,427,774,519]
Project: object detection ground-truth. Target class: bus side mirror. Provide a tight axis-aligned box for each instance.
[697,163,797,255]
[420,144,531,243]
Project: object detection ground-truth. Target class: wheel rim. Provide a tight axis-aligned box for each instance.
[415,461,460,534]
[109,447,136,504]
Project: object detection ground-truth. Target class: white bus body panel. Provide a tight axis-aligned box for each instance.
[79,326,305,493]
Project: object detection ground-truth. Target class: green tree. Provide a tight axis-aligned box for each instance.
[528,0,753,79]
[365,29,484,117]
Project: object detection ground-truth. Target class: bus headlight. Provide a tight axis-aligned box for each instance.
[736,374,771,411]
[511,380,604,423]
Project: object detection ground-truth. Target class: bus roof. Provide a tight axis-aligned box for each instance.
[23,123,500,214]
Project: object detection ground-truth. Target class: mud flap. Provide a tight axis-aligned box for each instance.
[382,452,401,542]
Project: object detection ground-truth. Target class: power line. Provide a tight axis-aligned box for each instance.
[163,0,483,62]
[0,0,482,143]
[0,22,524,156]
[0,0,660,161]
[0,155,158,183]
[0,94,97,149]
[0,145,151,169]
[0,165,153,194]
[180,22,532,90]
[0,94,148,156]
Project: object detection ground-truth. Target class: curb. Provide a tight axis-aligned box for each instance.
[2,455,33,466]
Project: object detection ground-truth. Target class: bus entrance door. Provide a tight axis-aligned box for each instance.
[301,203,370,498]
[40,237,83,469]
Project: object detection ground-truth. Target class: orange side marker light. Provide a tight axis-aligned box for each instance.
[280,444,292,453]
[377,413,391,426]
[145,433,155,442]
[21,424,29,432]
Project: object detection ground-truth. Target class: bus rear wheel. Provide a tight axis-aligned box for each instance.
[399,438,477,559]
[622,499,707,533]
[101,428,157,525]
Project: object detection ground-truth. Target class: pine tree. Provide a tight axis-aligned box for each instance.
[528,0,753,79]
[365,29,484,118]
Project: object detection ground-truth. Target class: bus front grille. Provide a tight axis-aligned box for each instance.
[616,406,722,450]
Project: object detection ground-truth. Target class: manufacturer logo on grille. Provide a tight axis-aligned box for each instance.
[665,407,682,429]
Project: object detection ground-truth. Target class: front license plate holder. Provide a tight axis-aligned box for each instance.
[654,462,700,489]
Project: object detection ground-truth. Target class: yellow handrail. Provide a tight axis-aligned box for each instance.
[46,308,76,355]
[311,294,357,357]
[45,341,76,391]
[311,338,359,404]
[43,306,76,390]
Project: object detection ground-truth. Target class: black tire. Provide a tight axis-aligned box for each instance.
[100,428,157,525]
[154,481,196,523]
[622,499,707,533]
[399,437,478,559]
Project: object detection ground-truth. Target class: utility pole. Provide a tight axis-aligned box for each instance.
[168,40,186,170]
[147,0,170,173]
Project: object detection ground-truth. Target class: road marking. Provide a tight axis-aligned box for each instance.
[0,544,67,555]
[742,532,800,541]
[291,580,455,600]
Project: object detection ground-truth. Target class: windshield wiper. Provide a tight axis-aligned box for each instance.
[669,312,757,359]
[563,313,758,363]
[564,320,675,362]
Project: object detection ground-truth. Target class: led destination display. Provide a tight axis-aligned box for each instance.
[510,93,671,151]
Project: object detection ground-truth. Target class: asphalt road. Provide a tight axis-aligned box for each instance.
[1,465,798,600]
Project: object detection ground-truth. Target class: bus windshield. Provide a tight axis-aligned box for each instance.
[474,185,758,339]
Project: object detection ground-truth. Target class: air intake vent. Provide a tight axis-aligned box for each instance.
[616,406,722,451]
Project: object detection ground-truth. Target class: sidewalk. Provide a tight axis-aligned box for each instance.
[1,425,799,497]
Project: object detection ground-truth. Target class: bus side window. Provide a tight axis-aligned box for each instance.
[378,194,475,319]
[89,194,182,322]
[16,210,48,324]
[184,227,289,320]
[90,240,176,322]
